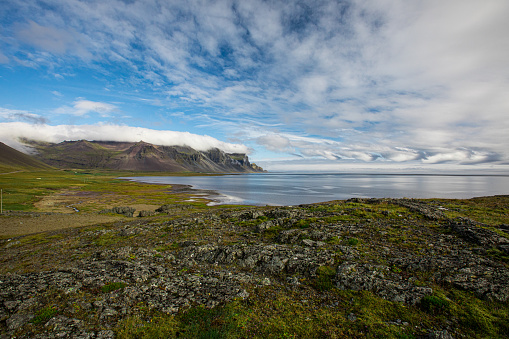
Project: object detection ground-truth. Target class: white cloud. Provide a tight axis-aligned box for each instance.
[422,149,501,165]
[0,51,8,64]
[0,107,48,124]
[72,100,117,117]
[0,122,249,154]
[256,134,293,153]
[15,20,93,59]
[54,99,118,117]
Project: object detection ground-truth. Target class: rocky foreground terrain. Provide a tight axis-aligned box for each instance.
[1,197,508,338]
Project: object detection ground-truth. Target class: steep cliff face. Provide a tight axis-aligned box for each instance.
[202,149,261,173]
[28,140,265,173]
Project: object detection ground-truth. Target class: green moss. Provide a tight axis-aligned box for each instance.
[391,265,403,273]
[487,247,509,263]
[177,305,232,338]
[102,282,127,293]
[4,175,509,338]
[262,225,284,240]
[155,242,180,252]
[226,288,428,338]
[256,215,269,222]
[116,305,235,339]
[419,295,449,315]
[19,233,53,245]
[430,197,509,225]
[116,315,179,338]
[327,236,341,245]
[31,306,58,324]
[347,237,359,246]
[93,232,119,246]
[313,265,336,291]
[446,289,509,337]
[295,218,313,228]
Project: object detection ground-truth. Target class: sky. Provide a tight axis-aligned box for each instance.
[0,0,508,172]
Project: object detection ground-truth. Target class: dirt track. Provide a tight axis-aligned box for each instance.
[0,213,120,237]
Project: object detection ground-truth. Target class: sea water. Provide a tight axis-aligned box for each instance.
[122,173,509,206]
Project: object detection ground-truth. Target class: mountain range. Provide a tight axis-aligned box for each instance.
[13,139,265,173]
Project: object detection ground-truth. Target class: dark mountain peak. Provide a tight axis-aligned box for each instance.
[133,140,151,146]
[126,141,157,153]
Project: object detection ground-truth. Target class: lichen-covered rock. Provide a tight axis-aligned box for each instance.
[277,229,305,243]
[255,220,278,232]
[238,210,265,220]
[448,217,509,248]
[392,199,447,220]
[428,329,454,339]
[0,256,250,337]
[99,206,136,217]
[6,313,33,331]
[444,265,509,302]
[389,252,509,302]
[177,243,334,278]
[155,204,193,214]
[334,262,432,304]
[265,208,304,220]
[138,210,156,217]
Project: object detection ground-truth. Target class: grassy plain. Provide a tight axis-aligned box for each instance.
[0,169,222,236]
[0,169,216,212]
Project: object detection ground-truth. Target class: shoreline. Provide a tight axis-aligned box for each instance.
[122,173,509,206]
[119,178,229,206]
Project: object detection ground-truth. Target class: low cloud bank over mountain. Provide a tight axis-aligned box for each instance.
[0,122,249,155]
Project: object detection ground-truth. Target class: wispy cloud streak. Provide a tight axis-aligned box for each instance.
[0,107,49,124]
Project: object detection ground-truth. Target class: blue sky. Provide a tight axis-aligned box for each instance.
[1,0,508,172]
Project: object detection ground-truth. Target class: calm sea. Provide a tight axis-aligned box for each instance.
[122,173,509,206]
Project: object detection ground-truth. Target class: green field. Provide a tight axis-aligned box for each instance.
[0,169,223,212]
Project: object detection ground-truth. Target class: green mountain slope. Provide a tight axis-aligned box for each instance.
[0,142,54,172]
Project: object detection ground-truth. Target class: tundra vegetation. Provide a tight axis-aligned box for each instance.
[0,170,508,338]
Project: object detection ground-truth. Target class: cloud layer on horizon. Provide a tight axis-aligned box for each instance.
[0,0,508,167]
[0,122,249,154]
